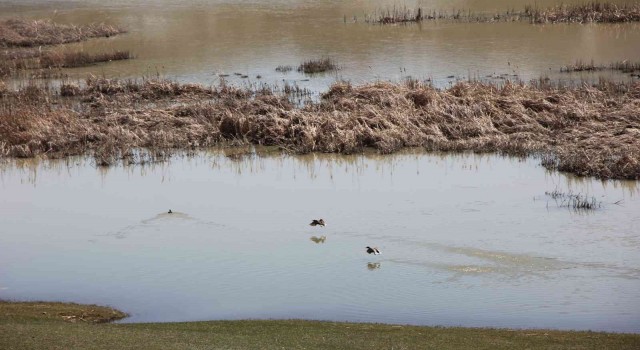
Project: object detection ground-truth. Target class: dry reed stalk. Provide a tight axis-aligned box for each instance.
[0,77,638,179]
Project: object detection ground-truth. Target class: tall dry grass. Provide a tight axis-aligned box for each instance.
[363,2,640,24]
[0,77,638,179]
[0,19,125,48]
[39,50,131,68]
[527,2,640,24]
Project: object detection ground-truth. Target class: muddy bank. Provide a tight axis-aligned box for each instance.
[0,78,638,179]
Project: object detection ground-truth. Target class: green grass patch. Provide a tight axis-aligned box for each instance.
[1,301,639,349]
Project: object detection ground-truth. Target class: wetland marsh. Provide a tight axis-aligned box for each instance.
[1,0,639,340]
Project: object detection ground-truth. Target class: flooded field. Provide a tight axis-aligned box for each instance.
[0,151,639,332]
[1,0,639,90]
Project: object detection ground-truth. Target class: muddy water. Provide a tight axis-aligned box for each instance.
[1,0,639,90]
[0,151,639,332]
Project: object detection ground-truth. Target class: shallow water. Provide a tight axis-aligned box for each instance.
[0,150,639,332]
[1,0,639,90]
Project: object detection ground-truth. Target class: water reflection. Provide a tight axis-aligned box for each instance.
[309,235,326,244]
[367,262,381,271]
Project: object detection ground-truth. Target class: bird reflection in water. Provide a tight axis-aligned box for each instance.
[310,235,326,244]
[367,262,381,271]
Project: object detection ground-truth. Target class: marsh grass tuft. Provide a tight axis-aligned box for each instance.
[545,189,602,210]
[297,58,338,74]
[275,65,293,73]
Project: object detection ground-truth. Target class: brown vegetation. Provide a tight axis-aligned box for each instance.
[0,18,129,77]
[363,2,640,24]
[39,50,131,68]
[297,58,338,74]
[0,77,638,179]
[527,2,640,24]
[0,18,125,48]
[561,60,640,76]
[1,49,131,77]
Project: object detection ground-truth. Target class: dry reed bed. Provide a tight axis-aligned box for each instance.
[364,2,640,24]
[297,58,338,74]
[0,18,125,48]
[39,50,131,68]
[0,78,638,179]
[561,60,640,75]
[1,50,132,77]
[529,2,640,23]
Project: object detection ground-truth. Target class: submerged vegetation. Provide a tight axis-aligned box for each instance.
[362,2,640,24]
[2,301,640,350]
[0,77,638,180]
[545,189,602,210]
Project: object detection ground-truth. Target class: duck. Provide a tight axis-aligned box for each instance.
[309,219,326,227]
[366,246,381,255]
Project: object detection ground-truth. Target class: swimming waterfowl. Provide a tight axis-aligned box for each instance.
[309,219,325,227]
[366,246,381,255]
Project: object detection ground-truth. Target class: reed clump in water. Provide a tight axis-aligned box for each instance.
[0,77,638,179]
[275,65,293,73]
[39,50,131,68]
[0,18,126,48]
[362,2,640,25]
[297,58,338,74]
[561,60,640,75]
[1,50,132,77]
[545,189,602,210]
[526,2,640,24]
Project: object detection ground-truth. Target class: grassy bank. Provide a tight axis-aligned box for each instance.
[1,301,639,350]
[1,77,638,179]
